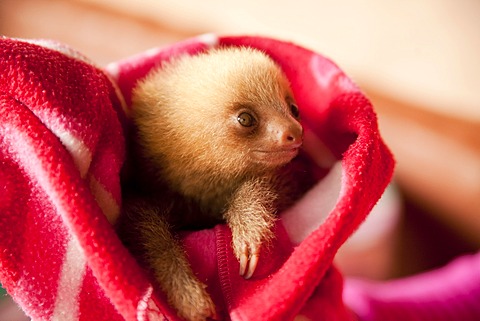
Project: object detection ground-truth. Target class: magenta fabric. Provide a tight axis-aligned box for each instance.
[344,253,480,321]
[0,34,395,320]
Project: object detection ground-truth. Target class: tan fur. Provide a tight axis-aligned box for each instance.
[119,47,311,321]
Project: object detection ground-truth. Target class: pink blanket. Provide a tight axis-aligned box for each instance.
[0,35,394,320]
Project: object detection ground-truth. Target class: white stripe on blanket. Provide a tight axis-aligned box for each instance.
[89,175,120,224]
[57,131,92,179]
[51,235,87,321]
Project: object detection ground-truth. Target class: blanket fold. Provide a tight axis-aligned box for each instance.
[0,34,394,321]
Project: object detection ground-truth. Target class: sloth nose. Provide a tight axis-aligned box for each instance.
[280,122,303,147]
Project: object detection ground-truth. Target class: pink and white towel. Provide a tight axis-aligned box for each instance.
[0,34,397,320]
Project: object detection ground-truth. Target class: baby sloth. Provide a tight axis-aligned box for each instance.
[121,47,306,321]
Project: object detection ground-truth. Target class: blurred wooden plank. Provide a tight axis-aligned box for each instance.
[77,0,480,121]
[369,88,480,246]
[0,0,193,65]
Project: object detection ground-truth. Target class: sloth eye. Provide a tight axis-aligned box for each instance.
[237,112,256,127]
[290,103,300,119]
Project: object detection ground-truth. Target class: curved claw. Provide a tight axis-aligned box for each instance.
[239,252,249,276]
[238,243,260,279]
[244,253,259,279]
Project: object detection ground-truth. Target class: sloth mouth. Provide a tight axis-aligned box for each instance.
[252,147,300,166]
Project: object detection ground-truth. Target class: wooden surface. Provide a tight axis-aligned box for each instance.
[372,89,480,246]
[0,0,194,65]
[76,0,480,120]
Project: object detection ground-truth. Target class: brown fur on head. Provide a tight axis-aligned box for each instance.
[132,47,303,200]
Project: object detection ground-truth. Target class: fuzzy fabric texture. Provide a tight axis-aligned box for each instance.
[0,34,397,321]
[344,252,480,321]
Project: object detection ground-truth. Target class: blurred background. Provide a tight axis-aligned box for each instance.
[1,0,479,319]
